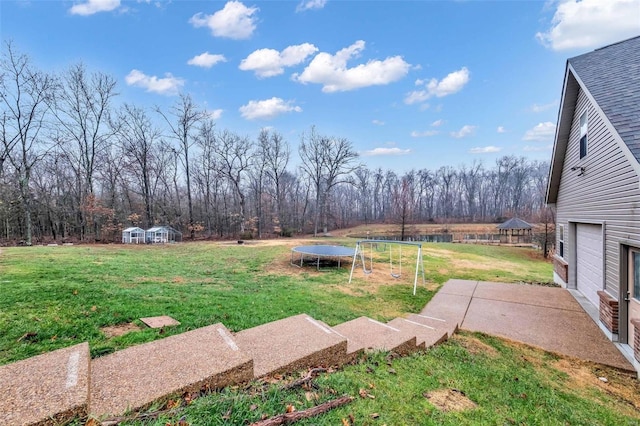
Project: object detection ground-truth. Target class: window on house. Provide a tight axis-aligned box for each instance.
[559,225,564,258]
[579,112,588,159]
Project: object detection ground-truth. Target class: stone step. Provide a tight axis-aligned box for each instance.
[234,314,347,378]
[0,342,90,426]
[332,317,418,356]
[406,313,459,338]
[387,318,448,348]
[90,323,253,418]
[313,319,365,364]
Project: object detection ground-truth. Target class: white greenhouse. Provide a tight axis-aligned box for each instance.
[145,226,182,244]
[122,227,146,244]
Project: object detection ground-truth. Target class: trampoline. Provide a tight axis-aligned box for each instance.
[290,245,356,270]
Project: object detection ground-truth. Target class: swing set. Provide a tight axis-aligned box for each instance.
[348,240,426,295]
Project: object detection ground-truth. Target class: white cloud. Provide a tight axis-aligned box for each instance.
[405,67,470,104]
[239,97,302,120]
[239,43,318,78]
[497,126,507,133]
[431,119,444,127]
[536,0,640,51]
[531,100,558,113]
[296,0,327,12]
[70,0,120,15]
[450,125,476,139]
[125,69,184,96]
[470,146,501,154]
[187,52,227,68]
[523,144,553,152]
[372,119,385,126]
[207,109,223,120]
[411,130,439,137]
[523,122,556,142]
[189,1,258,40]
[292,40,411,92]
[361,147,411,156]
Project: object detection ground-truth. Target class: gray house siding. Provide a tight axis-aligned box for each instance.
[556,86,640,301]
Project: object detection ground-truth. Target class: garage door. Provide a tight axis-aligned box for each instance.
[576,224,603,307]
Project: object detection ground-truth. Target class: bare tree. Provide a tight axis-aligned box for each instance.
[354,167,372,224]
[214,130,254,235]
[194,118,219,237]
[52,63,117,240]
[299,126,359,236]
[114,104,162,228]
[417,169,436,221]
[509,157,530,216]
[436,166,457,220]
[492,156,518,219]
[392,176,413,240]
[156,94,206,239]
[460,161,483,221]
[0,42,56,245]
[257,129,290,235]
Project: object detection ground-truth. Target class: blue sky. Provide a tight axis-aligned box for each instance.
[2,0,639,171]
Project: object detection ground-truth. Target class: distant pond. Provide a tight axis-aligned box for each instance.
[352,234,454,243]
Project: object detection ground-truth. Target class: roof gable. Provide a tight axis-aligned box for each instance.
[123,227,144,232]
[568,36,640,160]
[546,36,640,204]
[497,218,532,230]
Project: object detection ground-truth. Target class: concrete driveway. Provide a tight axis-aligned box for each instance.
[420,279,633,371]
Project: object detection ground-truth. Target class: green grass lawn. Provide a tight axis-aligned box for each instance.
[0,240,552,365]
[2,239,638,425]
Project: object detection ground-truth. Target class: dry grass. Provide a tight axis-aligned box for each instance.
[456,334,500,358]
[100,323,142,338]
[493,338,640,420]
[551,358,640,417]
[424,388,478,412]
[335,223,509,238]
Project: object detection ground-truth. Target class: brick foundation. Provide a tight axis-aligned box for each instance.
[598,291,619,335]
[631,319,640,362]
[553,256,568,283]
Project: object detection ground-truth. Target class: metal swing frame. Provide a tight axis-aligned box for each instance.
[349,240,426,295]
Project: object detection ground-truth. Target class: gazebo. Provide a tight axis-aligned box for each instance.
[122,227,146,244]
[497,218,533,244]
[145,226,182,244]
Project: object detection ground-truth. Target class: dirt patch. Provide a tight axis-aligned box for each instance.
[422,248,457,258]
[450,258,497,271]
[456,334,499,358]
[216,238,317,248]
[424,388,477,412]
[262,255,409,296]
[551,358,640,417]
[101,322,142,338]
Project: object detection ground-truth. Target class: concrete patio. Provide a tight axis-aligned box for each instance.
[425,279,633,371]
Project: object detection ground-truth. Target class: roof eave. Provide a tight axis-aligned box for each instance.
[546,63,580,205]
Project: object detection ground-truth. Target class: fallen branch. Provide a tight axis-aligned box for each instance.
[249,395,353,426]
[281,368,327,390]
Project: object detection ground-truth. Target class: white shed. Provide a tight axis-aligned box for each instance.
[145,226,182,244]
[122,227,146,244]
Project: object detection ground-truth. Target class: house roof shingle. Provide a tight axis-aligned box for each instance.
[568,36,640,162]
[546,36,640,204]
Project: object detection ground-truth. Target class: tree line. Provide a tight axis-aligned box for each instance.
[0,43,551,245]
